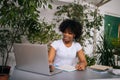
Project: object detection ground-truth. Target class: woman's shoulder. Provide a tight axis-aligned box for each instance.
[73,41,82,47]
[73,41,82,51]
[51,39,62,45]
[51,39,62,49]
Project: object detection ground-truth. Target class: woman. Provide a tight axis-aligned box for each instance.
[48,19,87,71]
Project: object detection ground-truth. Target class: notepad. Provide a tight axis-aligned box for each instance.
[110,69,120,75]
[89,65,111,71]
[56,65,76,72]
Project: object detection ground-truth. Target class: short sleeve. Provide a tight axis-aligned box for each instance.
[75,42,82,52]
[51,40,59,50]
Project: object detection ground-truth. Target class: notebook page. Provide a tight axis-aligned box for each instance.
[56,65,76,72]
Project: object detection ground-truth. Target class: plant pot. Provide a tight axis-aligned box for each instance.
[0,74,9,80]
[0,66,11,74]
[0,66,11,80]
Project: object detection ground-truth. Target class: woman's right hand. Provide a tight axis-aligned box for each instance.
[49,64,55,72]
[75,63,86,70]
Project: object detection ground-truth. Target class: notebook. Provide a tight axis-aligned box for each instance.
[89,65,111,71]
[13,43,62,76]
[56,65,76,72]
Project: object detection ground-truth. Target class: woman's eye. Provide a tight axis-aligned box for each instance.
[63,31,73,34]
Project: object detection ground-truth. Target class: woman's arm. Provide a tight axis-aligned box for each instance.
[75,49,87,70]
[48,46,56,72]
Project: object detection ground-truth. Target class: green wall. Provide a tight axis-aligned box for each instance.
[104,15,120,38]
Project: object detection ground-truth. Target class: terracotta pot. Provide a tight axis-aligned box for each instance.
[0,66,11,80]
[0,74,9,80]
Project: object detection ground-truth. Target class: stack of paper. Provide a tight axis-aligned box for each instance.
[89,65,111,71]
[111,69,120,75]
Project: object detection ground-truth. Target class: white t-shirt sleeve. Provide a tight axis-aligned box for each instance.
[51,40,59,50]
[75,42,82,52]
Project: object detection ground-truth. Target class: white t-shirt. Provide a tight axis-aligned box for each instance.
[51,39,82,67]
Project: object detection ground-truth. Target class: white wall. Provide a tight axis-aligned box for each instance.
[99,0,120,17]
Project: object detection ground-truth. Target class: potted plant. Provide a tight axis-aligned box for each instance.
[85,54,96,66]
[96,22,116,67]
[111,38,120,68]
[0,29,12,80]
[96,34,115,67]
[0,0,61,79]
[96,24,120,69]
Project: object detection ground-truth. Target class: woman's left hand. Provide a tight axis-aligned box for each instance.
[75,63,86,70]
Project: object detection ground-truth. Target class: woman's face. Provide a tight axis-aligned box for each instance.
[62,28,75,42]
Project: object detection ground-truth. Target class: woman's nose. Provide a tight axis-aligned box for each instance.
[64,33,69,36]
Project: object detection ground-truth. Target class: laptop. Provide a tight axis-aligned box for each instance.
[13,43,62,76]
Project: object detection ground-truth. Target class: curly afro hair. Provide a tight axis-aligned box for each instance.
[59,19,83,41]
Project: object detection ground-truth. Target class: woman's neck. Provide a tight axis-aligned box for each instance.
[62,39,73,47]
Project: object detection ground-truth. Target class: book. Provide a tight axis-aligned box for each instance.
[110,69,120,75]
[89,65,112,71]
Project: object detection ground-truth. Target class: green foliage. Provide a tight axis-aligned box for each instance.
[0,0,60,66]
[0,0,54,42]
[111,38,120,68]
[96,22,115,66]
[96,34,115,66]
[0,29,13,66]
[28,21,61,44]
[112,38,120,48]
[54,2,103,46]
[85,55,96,66]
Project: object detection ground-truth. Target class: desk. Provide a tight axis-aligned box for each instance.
[10,68,120,80]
